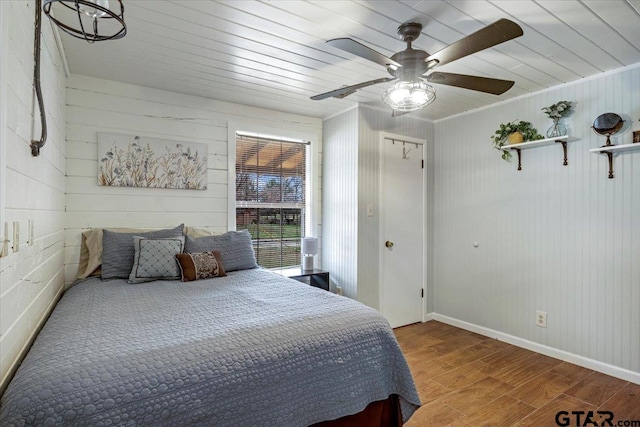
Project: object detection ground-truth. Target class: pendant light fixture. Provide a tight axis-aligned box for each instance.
[32,0,126,156]
[42,0,126,43]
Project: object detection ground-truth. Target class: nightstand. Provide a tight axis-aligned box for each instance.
[273,267,330,291]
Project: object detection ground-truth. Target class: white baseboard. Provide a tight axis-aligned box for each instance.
[425,313,640,385]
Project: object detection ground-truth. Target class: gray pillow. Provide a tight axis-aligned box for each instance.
[102,224,184,279]
[128,236,185,283]
[184,230,258,272]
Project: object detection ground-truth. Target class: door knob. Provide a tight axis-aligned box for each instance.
[385,241,394,248]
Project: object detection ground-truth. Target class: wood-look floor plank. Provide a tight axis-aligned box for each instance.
[430,333,488,355]
[564,371,629,406]
[476,339,513,353]
[405,400,465,427]
[436,343,501,367]
[431,360,494,390]
[514,394,597,427]
[507,370,585,408]
[410,358,457,382]
[458,395,536,427]
[439,377,514,415]
[490,353,563,388]
[394,322,636,426]
[479,346,537,370]
[598,382,640,421]
[415,379,454,405]
[547,362,594,384]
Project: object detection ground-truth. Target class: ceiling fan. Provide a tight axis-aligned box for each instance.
[311,19,524,113]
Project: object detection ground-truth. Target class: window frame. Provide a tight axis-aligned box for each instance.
[227,122,319,265]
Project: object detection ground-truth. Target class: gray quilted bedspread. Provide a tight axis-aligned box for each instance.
[0,269,420,426]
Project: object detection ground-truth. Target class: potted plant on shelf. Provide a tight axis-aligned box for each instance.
[490,120,544,161]
[541,100,572,138]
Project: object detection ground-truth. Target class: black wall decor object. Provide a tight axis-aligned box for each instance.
[31,0,127,157]
[592,113,625,179]
[31,0,47,157]
[43,0,126,43]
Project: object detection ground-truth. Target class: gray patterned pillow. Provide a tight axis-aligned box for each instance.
[102,224,184,279]
[184,230,258,272]
[128,236,185,284]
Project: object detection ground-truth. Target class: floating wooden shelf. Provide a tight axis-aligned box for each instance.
[589,143,640,179]
[502,135,574,171]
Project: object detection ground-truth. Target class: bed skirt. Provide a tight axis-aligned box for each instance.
[312,394,402,427]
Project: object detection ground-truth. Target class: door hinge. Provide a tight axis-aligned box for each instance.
[421,159,424,169]
[421,289,424,298]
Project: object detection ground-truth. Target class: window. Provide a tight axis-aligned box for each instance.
[235,133,308,269]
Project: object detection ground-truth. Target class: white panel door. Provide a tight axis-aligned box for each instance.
[380,136,425,328]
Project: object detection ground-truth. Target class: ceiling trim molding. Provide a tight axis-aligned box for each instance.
[434,61,640,124]
[358,104,435,124]
[322,104,359,121]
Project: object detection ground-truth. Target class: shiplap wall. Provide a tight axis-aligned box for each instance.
[433,65,640,376]
[322,108,358,298]
[322,106,434,308]
[64,75,322,284]
[0,1,67,390]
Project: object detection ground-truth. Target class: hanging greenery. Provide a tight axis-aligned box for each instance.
[490,120,544,161]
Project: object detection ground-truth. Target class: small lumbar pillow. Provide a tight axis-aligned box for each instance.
[184,230,257,272]
[176,251,227,282]
[102,224,184,279]
[128,236,185,284]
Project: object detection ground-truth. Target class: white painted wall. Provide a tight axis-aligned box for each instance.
[322,106,434,308]
[322,108,358,298]
[0,1,67,391]
[433,65,640,377]
[65,75,322,284]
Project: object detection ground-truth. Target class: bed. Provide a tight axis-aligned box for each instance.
[0,268,420,426]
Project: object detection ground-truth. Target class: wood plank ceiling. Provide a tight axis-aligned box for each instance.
[59,0,640,121]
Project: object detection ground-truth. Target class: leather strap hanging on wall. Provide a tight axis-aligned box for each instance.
[31,0,47,157]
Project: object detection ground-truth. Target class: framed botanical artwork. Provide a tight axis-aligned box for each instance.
[97,132,208,190]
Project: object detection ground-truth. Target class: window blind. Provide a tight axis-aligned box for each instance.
[235,134,307,269]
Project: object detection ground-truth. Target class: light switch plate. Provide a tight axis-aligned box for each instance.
[28,220,34,246]
[12,221,19,252]
[0,222,8,257]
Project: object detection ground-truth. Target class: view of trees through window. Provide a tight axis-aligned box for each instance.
[235,135,307,269]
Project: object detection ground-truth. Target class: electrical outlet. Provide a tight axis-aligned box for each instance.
[536,310,547,328]
[367,204,374,217]
[336,286,343,296]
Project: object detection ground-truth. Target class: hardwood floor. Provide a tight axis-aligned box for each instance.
[395,321,640,427]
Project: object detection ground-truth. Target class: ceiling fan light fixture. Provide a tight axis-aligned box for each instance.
[79,0,109,18]
[43,0,126,43]
[382,80,436,112]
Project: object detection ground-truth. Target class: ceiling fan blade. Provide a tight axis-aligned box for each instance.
[425,19,523,67]
[327,38,401,69]
[310,77,395,100]
[426,72,515,95]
